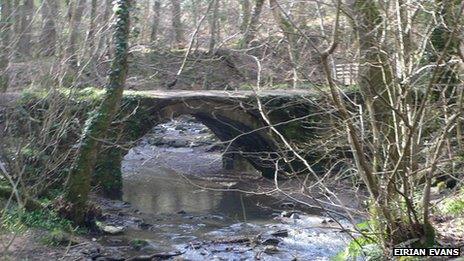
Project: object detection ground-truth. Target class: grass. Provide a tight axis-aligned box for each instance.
[0,205,87,246]
[440,195,464,216]
[0,205,88,248]
[0,206,77,234]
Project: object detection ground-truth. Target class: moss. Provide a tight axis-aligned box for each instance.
[12,87,157,206]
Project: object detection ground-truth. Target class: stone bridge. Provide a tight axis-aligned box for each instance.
[0,89,347,197]
[91,89,341,196]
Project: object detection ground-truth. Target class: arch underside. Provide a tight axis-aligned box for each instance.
[152,98,280,177]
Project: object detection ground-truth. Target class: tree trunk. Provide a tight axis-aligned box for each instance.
[66,0,86,68]
[13,0,21,33]
[18,0,34,57]
[268,0,299,88]
[64,0,132,225]
[171,0,184,46]
[239,0,251,33]
[87,0,98,53]
[430,0,461,93]
[150,0,161,43]
[85,0,98,75]
[0,0,12,92]
[39,0,57,56]
[352,0,436,247]
[96,0,112,59]
[208,0,220,53]
[295,1,307,27]
[353,0,394,173]
[241,0,264,47]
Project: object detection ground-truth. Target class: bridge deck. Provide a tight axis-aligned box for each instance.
[128,89,313,99]
[0,89,315,107]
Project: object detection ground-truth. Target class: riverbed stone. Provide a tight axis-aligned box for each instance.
[101,225,126,235]
[168,139,190,148]
[261,238,280,246]
[95,257,125,261]
[280,202,295,208]
[271,229,288,237]
[264,245,279,254]
[139,222,153,229]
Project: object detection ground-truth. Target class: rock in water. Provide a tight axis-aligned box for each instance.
[280,211,291,218]
[271,229,289,237]
[101,225,125,235]
[262,238,281,246]
[264,245,279,254]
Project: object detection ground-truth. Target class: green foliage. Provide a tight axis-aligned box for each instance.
[332,236,380,260]
[333,219,386,260]
[1,207,75,233]
[440,195,464,216]
[38,189,65,206]
[130,238,149,250]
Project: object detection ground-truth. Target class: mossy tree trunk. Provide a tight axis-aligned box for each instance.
[64,0,132,225]
[87,0,98,59]
[94,146,123,199]
[353,0,394,173]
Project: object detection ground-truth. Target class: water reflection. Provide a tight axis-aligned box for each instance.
[122,164,274,221]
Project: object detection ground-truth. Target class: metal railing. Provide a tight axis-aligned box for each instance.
[334,63,358,85]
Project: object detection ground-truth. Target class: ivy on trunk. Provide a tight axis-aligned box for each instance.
[63,0,132,225]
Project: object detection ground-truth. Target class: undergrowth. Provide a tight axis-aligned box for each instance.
[0,206,79,234]
[440,194,464,216]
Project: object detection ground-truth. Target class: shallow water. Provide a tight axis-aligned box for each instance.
[117,120,351,260]
[123,164,276,221]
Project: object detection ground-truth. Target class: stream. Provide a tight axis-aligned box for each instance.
[98,117,352,260]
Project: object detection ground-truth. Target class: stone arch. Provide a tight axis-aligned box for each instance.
[94,95,282,198]
[155,99,280,173]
